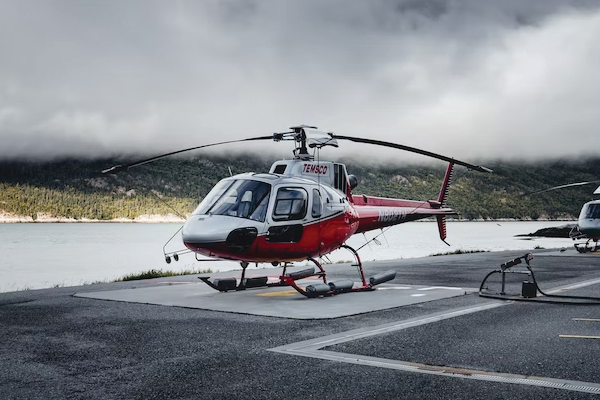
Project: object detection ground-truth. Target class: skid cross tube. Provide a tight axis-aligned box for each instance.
[198,244,396,298]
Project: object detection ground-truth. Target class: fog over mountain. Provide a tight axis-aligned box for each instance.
[1,0,599,162]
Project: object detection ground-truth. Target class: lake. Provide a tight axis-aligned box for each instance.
[0,221,577,292]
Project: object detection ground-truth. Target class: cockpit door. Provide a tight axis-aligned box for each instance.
[266,186,309,243]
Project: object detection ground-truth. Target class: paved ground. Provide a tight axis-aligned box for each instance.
[1,249,600,399]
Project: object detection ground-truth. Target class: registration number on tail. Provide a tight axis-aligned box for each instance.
[378,209,406,222]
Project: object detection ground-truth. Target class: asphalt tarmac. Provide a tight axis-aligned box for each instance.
[1,249,600,399]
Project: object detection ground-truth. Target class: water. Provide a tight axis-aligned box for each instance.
[0,221,576,293]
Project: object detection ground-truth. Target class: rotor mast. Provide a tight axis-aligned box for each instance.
[272,125,314,160]
[272,125,339,161]
[291,125,312,160]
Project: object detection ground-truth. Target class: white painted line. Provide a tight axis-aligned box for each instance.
[270,277,600,394]
[559,335,600,339]
[545,277,600,294]
[309,350,600,395]
[270,302,505,353]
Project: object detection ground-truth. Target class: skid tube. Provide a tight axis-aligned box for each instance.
[574,238,600,253]
[198,245,397,298]
[284,245,396,298]
[198,260,319,293]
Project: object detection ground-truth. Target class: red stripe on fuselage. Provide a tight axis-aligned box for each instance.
[183,211,358,263]
[183,195,456,262]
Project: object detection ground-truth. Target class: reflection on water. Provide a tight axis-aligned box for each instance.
[0,221,575,292]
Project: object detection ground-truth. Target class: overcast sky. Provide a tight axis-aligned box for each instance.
[1,0,600,163]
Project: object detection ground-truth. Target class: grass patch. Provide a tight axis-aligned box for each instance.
[115,267,213,282]
[429,249,489,257]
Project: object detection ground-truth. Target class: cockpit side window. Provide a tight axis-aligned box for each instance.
[312,188,322,218]
[273,188,307,221]
[249,189,270,222]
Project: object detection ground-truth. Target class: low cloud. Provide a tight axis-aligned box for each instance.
[1,0,599,163]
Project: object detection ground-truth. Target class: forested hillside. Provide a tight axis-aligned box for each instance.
[1,154,599,221]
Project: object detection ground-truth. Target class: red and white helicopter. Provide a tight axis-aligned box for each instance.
[104,126,492,297]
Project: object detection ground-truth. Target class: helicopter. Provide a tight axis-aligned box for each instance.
[528,181,600,253]
[103,126,492,297]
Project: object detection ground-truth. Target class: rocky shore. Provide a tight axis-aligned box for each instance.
[514,223,577,238]
[0,211,185,223]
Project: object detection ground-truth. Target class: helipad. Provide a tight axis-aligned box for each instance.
[74,280,473,319]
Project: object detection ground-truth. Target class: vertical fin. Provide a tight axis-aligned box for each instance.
[437,162,454,246]
[437,162,454,206]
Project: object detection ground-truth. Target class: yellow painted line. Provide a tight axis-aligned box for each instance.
[257,289,301,297]
[559,335,600,339]
[572,318,600,322]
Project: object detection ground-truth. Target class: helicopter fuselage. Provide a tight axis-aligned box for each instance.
[577,200,600,239]
[182,159,456,263]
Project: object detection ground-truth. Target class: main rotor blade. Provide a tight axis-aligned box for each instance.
[102,135,273,174]
[525,180,600,196]
[332,135,492,173]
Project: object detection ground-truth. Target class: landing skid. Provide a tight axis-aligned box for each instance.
[198,245,396,298]
[574,239,600,253]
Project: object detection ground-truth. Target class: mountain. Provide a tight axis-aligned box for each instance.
[1,155,599,221]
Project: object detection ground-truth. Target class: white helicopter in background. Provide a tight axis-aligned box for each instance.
[531,180,600,252]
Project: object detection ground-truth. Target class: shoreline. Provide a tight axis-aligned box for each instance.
[0,212,576,224]
[0,212,186,223]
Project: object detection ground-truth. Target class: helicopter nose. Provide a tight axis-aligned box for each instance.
[181,215,260,253]
[182,215,239,243]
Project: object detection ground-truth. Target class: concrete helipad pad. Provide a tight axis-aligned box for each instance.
[74,281,473,319]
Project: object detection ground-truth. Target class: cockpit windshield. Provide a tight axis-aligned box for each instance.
[193,179,271,222]
[584,204,600,219]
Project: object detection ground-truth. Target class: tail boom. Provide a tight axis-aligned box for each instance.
[351,195,456,234]
[350,162,457,240]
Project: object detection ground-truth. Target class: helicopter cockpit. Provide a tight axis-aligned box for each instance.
[192,175,319,220]
[184,170,349,248]
[192,178,272,222]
